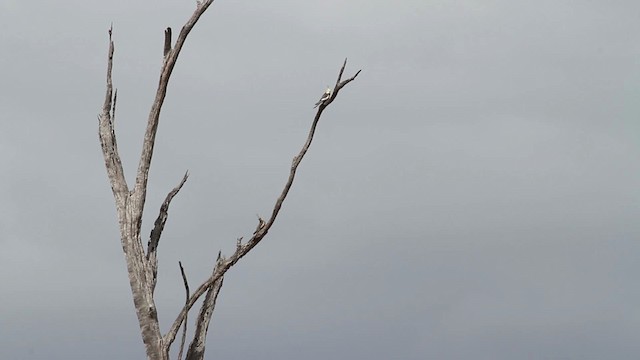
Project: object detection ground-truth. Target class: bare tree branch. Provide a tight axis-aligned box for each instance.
[177,261,190,360]
[184,267,224,360]
[264,59,361,231]
[324,58,361,109]
[163,60,362,349]
[148,171,189,293]
[99,1,360,358]
[98,2,219,359]
[133,0,217,203]
[100,27,163,360]
[148,171,189,257]
[98,25,128,198]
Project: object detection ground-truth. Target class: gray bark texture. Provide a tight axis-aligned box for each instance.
[97,2,360,359]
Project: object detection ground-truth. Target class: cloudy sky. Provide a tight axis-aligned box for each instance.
[1,0,640,359]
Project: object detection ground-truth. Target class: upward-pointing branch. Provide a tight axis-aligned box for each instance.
[98,26,128,198]
[148,171,190,294]
[98,2,220,359]
[163,60,362,350]
[132,0,218,210]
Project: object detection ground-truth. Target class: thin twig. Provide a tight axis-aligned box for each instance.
[177,261,190,360]
[148,171,190,258]
[148,171,189,293]
[164,27,172,57]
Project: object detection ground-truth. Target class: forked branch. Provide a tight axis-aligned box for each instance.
[98,1,361,358]
[98,25,128,198]
[185,270,224,360]
[163,60,362,350]
[133,0,218,209]
[98,2,219,359]
[148,171,190,293]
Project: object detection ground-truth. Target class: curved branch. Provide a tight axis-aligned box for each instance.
[177,261,190,360]
[148,171,189,258]
[163,60,361,349]
[132,0,218,208]
[148,171,189,293]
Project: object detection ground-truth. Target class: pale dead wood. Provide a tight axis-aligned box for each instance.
[148,171,189,259]
[98,2,219,359]
[163,60,362,349]
[100,26,164,359]
[98,26,127,198]
[100,24,164,359]
[184,268,224,360]
[99,1,361,358]
[148,171,189,293]
[133,0,217,203]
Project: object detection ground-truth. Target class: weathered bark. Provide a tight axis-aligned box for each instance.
[98,2,360,359]
[163,59,361,353]
[184,275,224,360]
[98,2,218,358]
[149,172,189,294]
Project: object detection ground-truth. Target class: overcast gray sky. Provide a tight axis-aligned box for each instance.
[1,0,640,359]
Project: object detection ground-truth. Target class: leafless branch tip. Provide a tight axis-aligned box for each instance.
[163,58,361,352]
[177,261,190,360]
[164,27,172,57]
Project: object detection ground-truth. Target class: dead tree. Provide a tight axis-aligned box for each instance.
[97,2,361,360]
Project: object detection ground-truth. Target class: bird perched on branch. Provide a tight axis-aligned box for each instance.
[314,87,333,108]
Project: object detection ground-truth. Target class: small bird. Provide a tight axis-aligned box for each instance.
[314,87,333,108]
